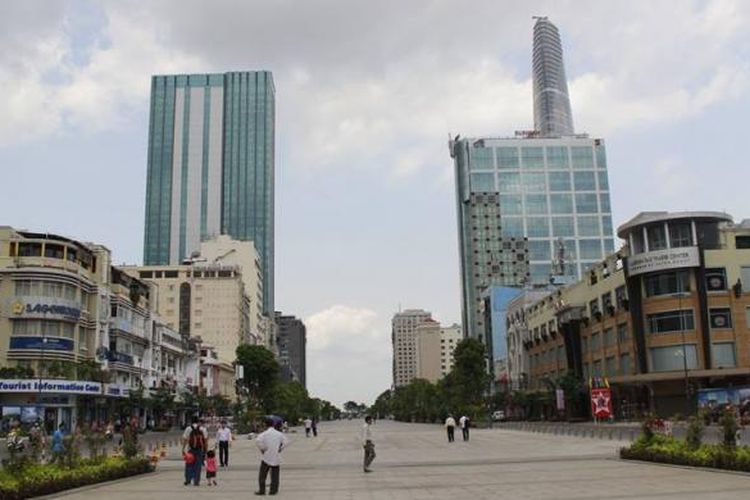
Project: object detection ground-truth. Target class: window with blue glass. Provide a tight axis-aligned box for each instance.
[580,240,603,260]
[471,173,496,191]
[471,147,495,170]
[529,240,551,260]
[525,194,548,215]
[562,239,578,259]
[501,217,524,237]
[602,216,613,237]
[530,263,552,283]
[548,171,571,192]
[575,193,599,213]
[599,194,611,213]
[573,171,597,191]
[527,217,550,237]
[577,216,601,237]
[521,147,545,169]
[498,172,521,192]
[499,195,523,215]
[603,239,615,253]
[546,146,569,168]
[595,143,607,168]
[597,171,609,190]
[521,172,546,192]
[549,194,573,214]
[551,217,575,237]
[496,147,519,168]
[571,146,594,169]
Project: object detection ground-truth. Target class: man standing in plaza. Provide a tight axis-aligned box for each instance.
[303,417,312,437]
[444,415,456,442]
[216,420,232,467]
[459,415,470,442]
[255,417,289,496]
[362,415,375,473]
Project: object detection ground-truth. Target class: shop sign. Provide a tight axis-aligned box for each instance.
[104,384,130,398]
[0,379,102,395]
[9,337,74,351]
[10,300,81,321]
[626,247,700,277]
[555,388,565,411]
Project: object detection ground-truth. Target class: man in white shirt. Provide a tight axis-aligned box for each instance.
[362,415,375,473]
[303,417,312,437]
[459,415,470,441]
[445,415,456,442]
[216,420,232,467]
[255,417,289,495]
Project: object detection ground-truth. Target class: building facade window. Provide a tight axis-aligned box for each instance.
[669,223,693,248]
[605,356,616,375]
[644,270,690,297]
[548,172,571,191]
[620,353,631,375]
[496,147,519,168]
[647,225,667,251]
[705,268,727,291]
[712,342,736,368]
[546,146,569,168]
[650,345,698,372]
[617,323,629,343]
[709,308,733,329]
[647,310,695,334]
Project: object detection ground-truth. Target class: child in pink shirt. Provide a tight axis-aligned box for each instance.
[205,449,218,486]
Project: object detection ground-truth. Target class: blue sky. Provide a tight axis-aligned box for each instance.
[1,0,749,406]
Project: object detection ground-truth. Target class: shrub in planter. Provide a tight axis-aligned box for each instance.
[719,408,739,448]
[685,415,704,451]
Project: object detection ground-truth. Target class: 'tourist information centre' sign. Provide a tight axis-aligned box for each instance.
[0,379,102,395]
[627,247,700,277]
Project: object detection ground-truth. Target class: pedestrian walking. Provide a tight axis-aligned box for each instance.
[51,423,65,463]
[445,415,456,442]
[205,449,218,486]
[255,417,289,496]
[312,418,318,437]
[362,415,375,473]
[459,415,470,441]
[216,420,232,467]
[182,417,208,486]
[303,417,312,437]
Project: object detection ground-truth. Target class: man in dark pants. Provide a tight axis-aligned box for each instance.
[460,415,470,441]
[216,420,232,467]
[362,415,375,472]
[255,417,288,495]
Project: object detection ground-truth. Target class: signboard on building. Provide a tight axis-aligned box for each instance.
[104,384,130,398]
[626,247,700,277]
[0,379,102,395]
[556,388,565,411]
[9,299,81,321]
[9,337,74,351]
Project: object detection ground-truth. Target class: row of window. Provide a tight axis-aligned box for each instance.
[15,280,79,301]
[470,145,606,170]
[12,241,96,270]
[12,320,75,339]
[498,193,612,217]
[472,172,610,196]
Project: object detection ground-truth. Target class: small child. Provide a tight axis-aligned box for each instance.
[205,449,218,486]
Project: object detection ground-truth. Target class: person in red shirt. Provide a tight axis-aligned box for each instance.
[205,449,218,486]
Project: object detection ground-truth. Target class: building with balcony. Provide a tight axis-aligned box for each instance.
[514,211,750,417]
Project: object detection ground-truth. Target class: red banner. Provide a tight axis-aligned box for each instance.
[590,388,612,419]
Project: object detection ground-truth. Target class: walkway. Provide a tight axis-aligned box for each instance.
[55,419,750,499]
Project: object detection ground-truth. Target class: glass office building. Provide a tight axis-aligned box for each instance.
[451,135,614,339]
[143,71,275,315]
[533,17,574,137]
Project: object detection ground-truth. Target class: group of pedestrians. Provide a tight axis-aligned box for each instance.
[444,414,471,442]
[182,418,233,487]
[303,417,319,437]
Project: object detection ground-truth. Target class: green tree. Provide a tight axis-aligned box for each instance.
[443,338,490,417]
[371,389,393,419]
[271,381,309,423]
[236,345,280,411]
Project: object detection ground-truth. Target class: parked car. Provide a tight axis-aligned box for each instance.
[492,410,506,422]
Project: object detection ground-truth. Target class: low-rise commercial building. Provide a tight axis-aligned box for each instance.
[516,211,750,417]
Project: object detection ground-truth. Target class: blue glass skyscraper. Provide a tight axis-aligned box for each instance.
[143,71,275,315]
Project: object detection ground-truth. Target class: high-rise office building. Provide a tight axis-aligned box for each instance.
[391,309,433,387]
[143,71,275,315]
[533,17,574,137]
[275,313,307,388]
[449,18,614,346]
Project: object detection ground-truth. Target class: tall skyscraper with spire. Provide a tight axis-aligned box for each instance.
[142,71,275,315]
[532,17,575,136]
[450,19,614,363]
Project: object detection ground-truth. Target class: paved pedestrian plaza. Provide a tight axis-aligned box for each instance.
[56,419,750,499]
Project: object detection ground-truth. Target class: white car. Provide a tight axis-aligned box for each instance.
[491,410,506,422]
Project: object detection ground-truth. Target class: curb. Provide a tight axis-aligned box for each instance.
[34,469,160,499]
[619,457,750,478]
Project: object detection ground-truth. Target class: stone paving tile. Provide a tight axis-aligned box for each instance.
[56,419,750,500]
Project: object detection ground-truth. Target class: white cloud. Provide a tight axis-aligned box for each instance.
[305,305,390,407]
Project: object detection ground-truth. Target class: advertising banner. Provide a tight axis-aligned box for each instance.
[626,247,700,277]
[590,388,613,419]
[9,337,74,351]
